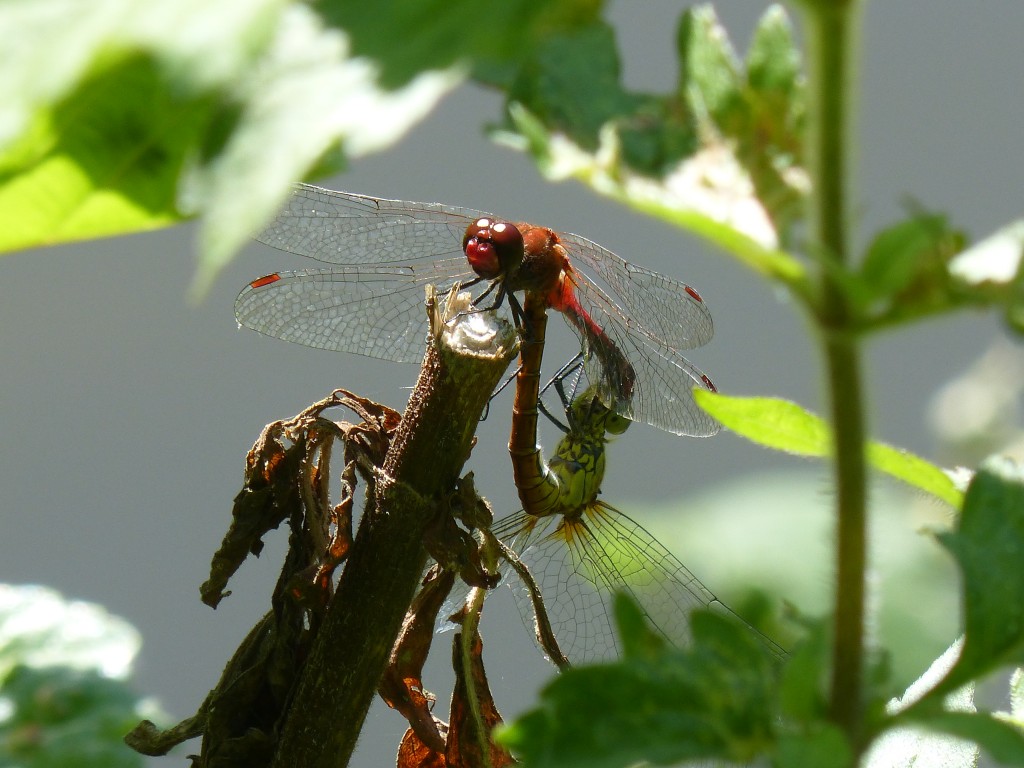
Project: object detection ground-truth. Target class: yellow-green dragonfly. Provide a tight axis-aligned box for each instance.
[492,369,786,663]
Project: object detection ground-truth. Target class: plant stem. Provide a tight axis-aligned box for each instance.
[800,0,867,749]
[269,293,517,768]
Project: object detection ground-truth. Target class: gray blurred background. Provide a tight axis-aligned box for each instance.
[2,2,1022,765]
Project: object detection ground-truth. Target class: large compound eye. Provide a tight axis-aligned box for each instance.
[604,411,631,435]
[463,218,524,279]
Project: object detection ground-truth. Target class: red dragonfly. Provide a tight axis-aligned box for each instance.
[235,184,719,437]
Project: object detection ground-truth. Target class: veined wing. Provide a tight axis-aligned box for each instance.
[234,258,474,361]
[491,504,786,664]
[560,272,719,436]
[560,232,714,352]
[258,184,488,266]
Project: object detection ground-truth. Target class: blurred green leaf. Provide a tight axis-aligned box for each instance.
[498,598,779,767]
[861,213,954,296]
[677,6,742,129]
[488,4,810,281]
[0,585,155,768]
[0,0,459,291]
[694,392,963,508]
[0,55,219,253]
[852,211,968,329]
[2,666,146,768]
[776,727,852,768]
[181,5,460,295]
[612,583,668,660]
[931,457,1024,694]
[487,21,646,158]
[326,0,598,90]
[776,617,829,723]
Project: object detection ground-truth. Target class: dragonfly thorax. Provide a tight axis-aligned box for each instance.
[508,224,570,297]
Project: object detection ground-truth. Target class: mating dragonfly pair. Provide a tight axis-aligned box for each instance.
[235,184,783,664]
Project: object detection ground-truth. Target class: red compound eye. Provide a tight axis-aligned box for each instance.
[463,218,524,279]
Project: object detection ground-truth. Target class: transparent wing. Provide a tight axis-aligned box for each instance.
[563,273,720,436]
[491,505,786,664]
[234,259,475,361]
[257,184,488,266]
[560,232,714,351]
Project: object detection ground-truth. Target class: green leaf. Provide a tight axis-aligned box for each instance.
[776,727,852,768]
[746,6,802,97]
[861,213,955,296]
[0,0,458,290]
[0,585,155,767]
[2,666,147,768]
[612,591,667,660]
[677,6,742,129]
[853,211,968,328]
[497,601,779,767]
[487,4,809,290]
[496,105,808,290]
[776,616,829,723]
[865,442,964,510]
[182,4,460,295]
[694,391,964,508]
[326,0,593,90]
[932,457,1024,693]
[0,54,218,253]
[491,21,642,156]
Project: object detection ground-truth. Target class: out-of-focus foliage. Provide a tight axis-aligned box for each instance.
[0,585,158,767]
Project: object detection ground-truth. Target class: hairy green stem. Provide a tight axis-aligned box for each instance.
[800,0,867,749]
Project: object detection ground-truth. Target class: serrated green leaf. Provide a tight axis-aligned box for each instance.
[932,457,1024,693]
[694,391,963,508]
[497,602,779,767]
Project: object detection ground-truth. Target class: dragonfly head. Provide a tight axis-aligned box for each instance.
[463,218,524,280]
[569,386,632,438]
